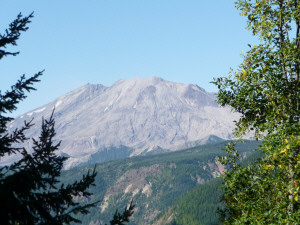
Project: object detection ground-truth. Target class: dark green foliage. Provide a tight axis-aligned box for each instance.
[0,12,33,59]
[110,200,135,225]
[167,178,223,225]
[0,112,98,224]
[0,13,128,225]
[213,1,300,223]
[154,149,263,225]
[60,140,259,225]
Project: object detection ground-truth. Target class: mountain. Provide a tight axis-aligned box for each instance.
[5,77,240,169]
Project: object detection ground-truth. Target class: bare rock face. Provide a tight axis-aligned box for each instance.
[5,77,239,169]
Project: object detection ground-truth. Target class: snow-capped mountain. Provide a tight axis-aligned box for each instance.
[5,77,239,169]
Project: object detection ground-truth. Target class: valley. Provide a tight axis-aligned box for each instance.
[60,140,260,225]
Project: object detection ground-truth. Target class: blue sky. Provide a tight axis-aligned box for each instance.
[0,1,257,117]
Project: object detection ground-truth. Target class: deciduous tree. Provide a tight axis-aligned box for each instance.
[213,0,300,224]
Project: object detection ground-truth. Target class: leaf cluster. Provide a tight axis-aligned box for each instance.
[213,0,300,224]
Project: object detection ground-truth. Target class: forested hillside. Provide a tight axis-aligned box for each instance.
[60,140,260,225]
[153,150,264,225]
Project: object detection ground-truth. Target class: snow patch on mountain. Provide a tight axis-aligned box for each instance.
[5,77,240,169]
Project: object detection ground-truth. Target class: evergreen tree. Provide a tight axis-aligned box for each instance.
[0,12,98,225]
[0,13,134,225]
[109,200,135,225]
[213,0,299,224]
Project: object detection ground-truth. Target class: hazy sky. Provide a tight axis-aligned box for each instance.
[1,1,257,117]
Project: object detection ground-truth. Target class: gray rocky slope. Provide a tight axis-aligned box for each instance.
[4,77,240,169]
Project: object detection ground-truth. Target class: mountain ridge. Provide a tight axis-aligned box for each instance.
[5,77,240,169]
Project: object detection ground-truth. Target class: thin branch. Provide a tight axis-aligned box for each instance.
[279,0,287,80]
[295,0,299,81]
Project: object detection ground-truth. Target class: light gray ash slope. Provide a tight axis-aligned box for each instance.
[5,77,239,169]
